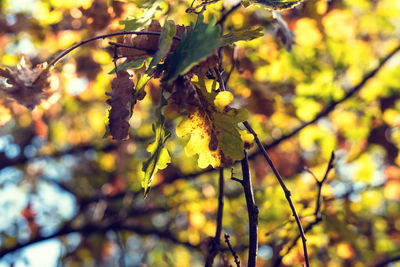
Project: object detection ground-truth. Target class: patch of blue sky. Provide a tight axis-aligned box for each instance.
[0,239,62,267]
[4,0,36,15]
[0,135,14,152]
[0,167,23,184]
[66,77,89,96]
[32,181,77,234]
[42,158,73,182]
[5,36,37,57]
[0,184,28,229]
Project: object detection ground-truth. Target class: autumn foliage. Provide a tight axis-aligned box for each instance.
[1,0,400,266]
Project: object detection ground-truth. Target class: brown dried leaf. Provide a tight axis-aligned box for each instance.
[0,57,51,110]
[106,71,134,141]
[188,54,219,77]
[119,21,189,61]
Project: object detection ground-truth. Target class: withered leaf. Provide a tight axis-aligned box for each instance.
[106,71,134,141]
[0,57,51,110]
[272,10,294,51]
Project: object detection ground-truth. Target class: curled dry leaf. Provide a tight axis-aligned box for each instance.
[119,20,162,60]
[0,57,51,110]
[119,20,189,61]
[272,10,294,51]
[106,70,134,141]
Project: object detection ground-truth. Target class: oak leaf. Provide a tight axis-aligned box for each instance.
[176,81,248,168]
[142,95,171,198]
[0,57,51,110]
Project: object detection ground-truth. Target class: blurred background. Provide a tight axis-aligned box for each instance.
[0,0,400,266]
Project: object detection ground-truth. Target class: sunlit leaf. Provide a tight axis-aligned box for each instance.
[142,95,171,198]
[176,82,247,168]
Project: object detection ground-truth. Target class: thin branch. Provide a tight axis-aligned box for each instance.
[314,151,335,218]
[33,31,181,84]
[217,3,241,25]
[186,0,221,13]
[375,255,400,267]
[224,233,240,267]
[215,168,224,243]
[276,152,336,265]
[240,150,259,267]
[205,168,225,267]
[0,220,199,259]
[243,121,309,267]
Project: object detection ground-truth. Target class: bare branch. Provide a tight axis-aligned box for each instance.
[240,150,259,267]
[243,121,309,267]
[224,233,241,267]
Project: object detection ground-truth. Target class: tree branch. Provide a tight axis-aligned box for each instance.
[33,30,181,84]
[243,121,309,267]
[237,150,259,267]
[0,218,198,259]
[205,168,225,267]
[276,152,336,265]
[217,3,241,25]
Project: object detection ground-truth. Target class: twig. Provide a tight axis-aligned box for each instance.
[242,121,309,267]
[205,168,225,267]
[277,152,336,264]
[314,151,335,218]
[215,168,224,244]
[375,255,400,267]
[33,31,181,84]
[217,3,241,25]
[0,220,199,259]
[233,150,259,267]
[224,233,240,267]
[186,0,221,13]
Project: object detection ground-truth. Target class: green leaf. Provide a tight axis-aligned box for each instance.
[162,13,221,83]
[119,0,161,31]
[108,58,146,74]
[220,27,264,47]
[176,80,248,168]
[141,95,171,198]
[242,0,304,10]
[147,19,176,74]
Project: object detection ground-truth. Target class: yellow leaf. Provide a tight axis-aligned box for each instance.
[214,91,234,110]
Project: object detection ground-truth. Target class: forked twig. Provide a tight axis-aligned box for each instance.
[243,121,310,267]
